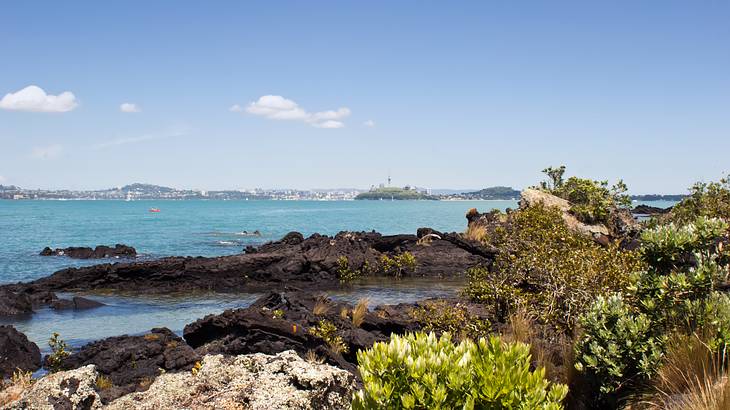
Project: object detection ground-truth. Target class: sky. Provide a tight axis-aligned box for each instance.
[0,1,728,194]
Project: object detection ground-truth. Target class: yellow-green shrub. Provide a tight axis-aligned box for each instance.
[464,204,644,332]
[352,332,568,409]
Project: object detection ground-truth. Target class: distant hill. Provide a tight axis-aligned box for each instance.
[355,186,437,200]
[447,186,521,200]
[630,194,686,201]
[115,183,177,193]
[0,185,20,191]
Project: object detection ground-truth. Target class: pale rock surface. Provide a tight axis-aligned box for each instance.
[3,365,102,410]
[106,350,355,410]
[520,188,611,238]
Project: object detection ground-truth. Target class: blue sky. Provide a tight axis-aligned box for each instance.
[1,1,728,193]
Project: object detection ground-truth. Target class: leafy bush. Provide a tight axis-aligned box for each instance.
[409,300,491,341]
[352,332,568,410]
[669,174,730,224]
[574,294,665,398]
[539,166,630,225]
[46,332,70,373]
[309,320,348,354]
[379,252,417,278]
[574,217,730,402]
[464,204,644,332]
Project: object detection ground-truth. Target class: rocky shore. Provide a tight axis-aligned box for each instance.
[39,244,137,259]
[1,186,663,409]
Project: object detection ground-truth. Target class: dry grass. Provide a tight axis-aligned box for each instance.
[0,369,34,406]
[143,333,161,341]
[634,332,730,410]
[339,307,349,320]
[463,224,488,242]
[96,375,113,390]
[352,298,370,328]
[501,308,575,385]
[313,296,331,316]
[304,350,325,364]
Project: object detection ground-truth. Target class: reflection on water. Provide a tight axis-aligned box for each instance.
[0,278,465,355]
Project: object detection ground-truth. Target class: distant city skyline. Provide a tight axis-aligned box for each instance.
[1,1,729,194]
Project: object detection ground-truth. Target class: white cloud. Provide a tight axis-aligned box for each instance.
[363,120,376,127]
[31,144,63,160]
[0,175,6,183]
[313,120,345,129]
[237,95,351,128]
[0,85,78,113]
[120,103,140,113]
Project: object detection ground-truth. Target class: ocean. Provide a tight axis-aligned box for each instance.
[0,199,674,353]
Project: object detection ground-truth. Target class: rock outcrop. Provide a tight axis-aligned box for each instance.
[50,296,105,311]
[0,326,41,379]
[184,292,418,374]
[40,244,137,259]
[632,204,672,215]
[53,328,199,403]
[0,290,32,317]
[519,188,640,243]
[106,351,356,410]
[6,230,495,296]
[4,365,102,410]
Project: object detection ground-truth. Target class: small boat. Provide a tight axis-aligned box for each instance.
[149,208,161,213]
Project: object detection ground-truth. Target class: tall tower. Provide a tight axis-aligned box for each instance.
[387,171,391,187]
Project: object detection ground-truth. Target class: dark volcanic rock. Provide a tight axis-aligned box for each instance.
[7,230,495,295]
[50,296,105,311]
[632,204,672,215]
[184,292,418,373]
[0,289,33,316]
[0,325,41,378]
[55,327,199,402]
[40,244,137,259]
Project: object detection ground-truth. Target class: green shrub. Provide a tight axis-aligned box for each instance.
[309,320,348,354]
[464,204,644,332]
[352,332,568,410]
[574,295,665,399]
[574,217,729,402]
[409,300,491,341]
[336,256,363,283]
[539,166,630,225]
[379,252,417,278]
[46,332,70,373]
[668,174,730,224]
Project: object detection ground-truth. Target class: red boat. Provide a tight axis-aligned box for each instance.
[149,208,161,213]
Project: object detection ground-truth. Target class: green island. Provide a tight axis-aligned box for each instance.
[354,186,437,200]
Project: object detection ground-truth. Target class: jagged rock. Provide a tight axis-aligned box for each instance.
[519,188,612,240]
[184,292,418,373]
[105,351,356,410]
[0,290,32,317]
[4,365,102,409]
[0,326,41,379]
[632,204,672,215]
[40,244,136,259]
[54,328,199,403]
[51,297,105,311]
[5,229,494,296]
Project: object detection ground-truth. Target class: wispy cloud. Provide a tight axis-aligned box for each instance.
[94,129,188,149]
[30,144,63,160]
[0,85,78,113]
[233,95,351,129]
[120,103,141,113]
[363,120,376,127]
[0,175,6,183]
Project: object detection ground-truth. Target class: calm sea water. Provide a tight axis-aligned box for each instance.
[0,199,674,353]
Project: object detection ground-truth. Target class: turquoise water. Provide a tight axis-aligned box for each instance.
[0,199,519,284]
[0,199,673,352]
